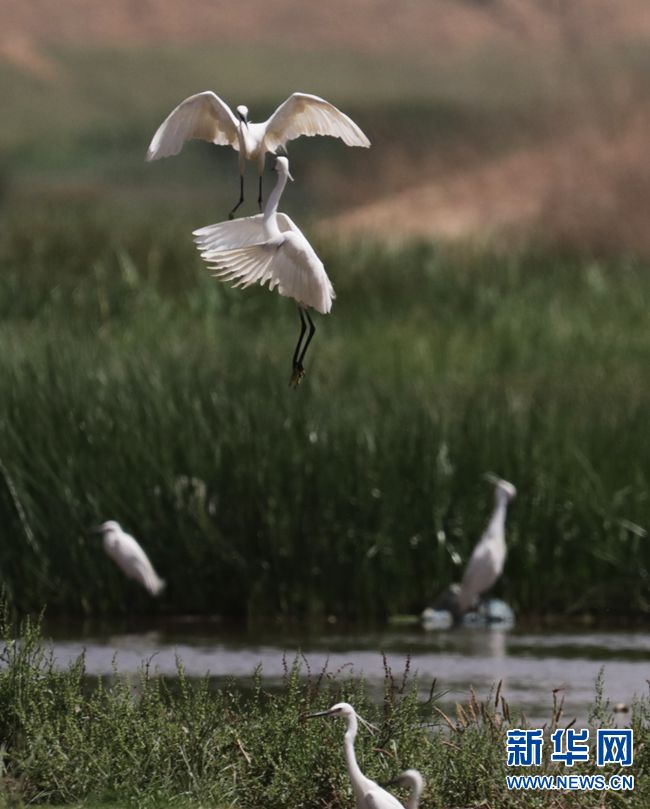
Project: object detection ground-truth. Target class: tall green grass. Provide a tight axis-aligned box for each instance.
[1,608,648,807]
[0,206,649,619]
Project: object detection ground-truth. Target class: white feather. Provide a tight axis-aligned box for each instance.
[98,521,165,597]
[263,92,371,152]
[146,91,240,160]
[147,91,368,165]
[457,479,516,612]
[193,163,335,315]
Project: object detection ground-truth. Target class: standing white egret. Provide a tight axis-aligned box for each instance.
[306,702,404,809]
[456,477,517,613]
[193,156,334,386]
[147,91,370,217]
[392,770,424,809]
[93,521,165,596]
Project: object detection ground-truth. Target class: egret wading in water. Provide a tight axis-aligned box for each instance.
[307,702,409,809]
[428,477,516,626]
[457,476,516,613]
[194,156,334,386]
[93,521,165,596]
[147,91,370,217]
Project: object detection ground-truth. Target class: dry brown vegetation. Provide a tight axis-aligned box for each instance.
[3,0,650,252]
[3,0,650,56]
[326,108,650,253]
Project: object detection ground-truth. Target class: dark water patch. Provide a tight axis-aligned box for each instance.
[38,619,650,727]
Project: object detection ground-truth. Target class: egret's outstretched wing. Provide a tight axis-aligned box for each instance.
[263,93,370,152]
[194,215,266,251]
[147,91,239,160]
[268,219,335,314]
[193,213,296,253]
[199,230,334,314]
[203,245,276,291]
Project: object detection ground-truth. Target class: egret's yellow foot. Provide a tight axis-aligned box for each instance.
[290,364,306,388]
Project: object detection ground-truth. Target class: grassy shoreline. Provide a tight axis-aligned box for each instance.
[0,610,648,808]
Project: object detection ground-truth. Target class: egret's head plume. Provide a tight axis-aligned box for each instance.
[306,702,378,733]
[92,520,121,535]
[496,479,517,501]
[274,156,294,181]
[483,473,517,501]
[236,105,249,123]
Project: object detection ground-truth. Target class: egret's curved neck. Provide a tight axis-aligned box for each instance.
[406,781,423,809]
[263,170,288,238]
[487,493,509,538]
[343,712,366,797]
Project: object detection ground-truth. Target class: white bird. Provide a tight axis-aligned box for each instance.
[193,156,334,386]
[93,520,165,596]
[307,702,406,809]
[456,477,517,614]
[392,770,425,809]
[147,91,370,217]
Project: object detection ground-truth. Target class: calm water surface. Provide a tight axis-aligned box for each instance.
[42,620,649,726]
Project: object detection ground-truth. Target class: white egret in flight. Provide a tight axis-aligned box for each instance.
[306,702,406,809]
[456,476,517,613]
[194,156,334,386]
[147,91,370,217]
[93,521,165,596]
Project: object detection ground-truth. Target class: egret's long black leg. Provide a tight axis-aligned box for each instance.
[297,310,316,367]
[258,175,263,211]
[229,175,245,219]
[292,308,307,368]
[290,308,308,387]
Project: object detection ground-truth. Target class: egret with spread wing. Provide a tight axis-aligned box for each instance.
[93,521,165,596]
[194,156,334,386]
[147,91,370,217]
[307,703,406,809]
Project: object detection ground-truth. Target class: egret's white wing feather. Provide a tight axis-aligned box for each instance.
[267,232,334,313]
[263,93,370,152]
[200,233,334,314]
[147,92,239,160]
[193,213,297,252]
[105,532,165,597]
[460,542,500,608]
[193,215,266,251]
[275,212,303,235]
[130,553,166,596]
[272,216,335,313]
[206,245,276,291]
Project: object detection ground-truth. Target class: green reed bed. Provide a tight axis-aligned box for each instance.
[0,207,649,619]
[0,610,648,808]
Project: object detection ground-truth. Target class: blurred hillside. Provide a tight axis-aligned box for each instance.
[2,0,650,251]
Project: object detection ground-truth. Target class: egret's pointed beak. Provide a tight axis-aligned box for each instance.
[90,525,104,534]
[288,171,294,182]
[482,471,501,485]
[306,709,334,718]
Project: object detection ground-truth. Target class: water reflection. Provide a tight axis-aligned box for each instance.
[41,620,649,726]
